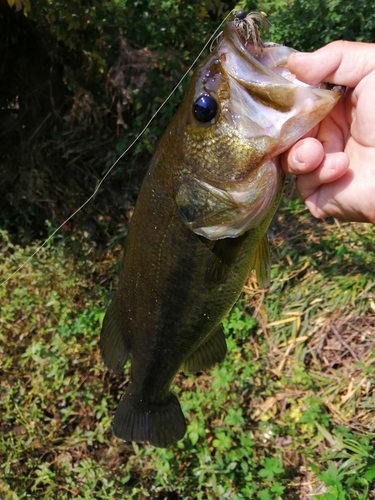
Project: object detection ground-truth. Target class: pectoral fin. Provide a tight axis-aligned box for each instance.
[99,295,129,374]
[205,233,248,284]
[181,326,227,373]
[252,235,271,287]
[204,232,271,287]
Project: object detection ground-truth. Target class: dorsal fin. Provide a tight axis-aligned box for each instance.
[253,235,271,287]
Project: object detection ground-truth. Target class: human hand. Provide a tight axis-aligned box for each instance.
[281,41,375,224]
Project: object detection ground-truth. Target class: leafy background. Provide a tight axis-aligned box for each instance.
[1,0,375,498]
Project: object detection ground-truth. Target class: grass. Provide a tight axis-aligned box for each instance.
[1,185,375,499]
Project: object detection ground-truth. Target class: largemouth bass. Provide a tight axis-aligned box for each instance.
[100,12,343,448]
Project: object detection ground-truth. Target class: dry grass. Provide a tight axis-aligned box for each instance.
[1,188,375,498]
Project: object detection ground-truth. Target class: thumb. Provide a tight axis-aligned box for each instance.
[288,40,375,88]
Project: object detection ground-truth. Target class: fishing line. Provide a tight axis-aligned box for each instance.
[1,11,233,287]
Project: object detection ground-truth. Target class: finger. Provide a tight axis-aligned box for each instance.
[295,152,350,201]
[282,137,324,175]
[352,71,375,146]
[314,104,349,153]
[288,41,375,87]
[304,169,356,221]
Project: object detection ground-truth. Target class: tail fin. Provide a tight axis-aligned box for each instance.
[113,390,186,448]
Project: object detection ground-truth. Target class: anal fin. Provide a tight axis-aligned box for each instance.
[113,389,186,448]
[99,294,129,374]
[181,326,227,373]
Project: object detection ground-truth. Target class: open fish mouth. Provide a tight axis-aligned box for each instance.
[215,15,345,157]
[224,14,343,94]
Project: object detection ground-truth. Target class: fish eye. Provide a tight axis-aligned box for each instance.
[193,94,218,123]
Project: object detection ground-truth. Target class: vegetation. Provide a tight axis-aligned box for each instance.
[1,0,375,241]
[2,0,375,498]
[2,189,375,498]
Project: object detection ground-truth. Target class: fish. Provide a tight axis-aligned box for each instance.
[100,11,344,448]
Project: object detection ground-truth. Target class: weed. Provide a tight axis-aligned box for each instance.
[1,193,375,498]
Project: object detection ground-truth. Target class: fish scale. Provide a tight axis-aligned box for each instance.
[100,12,344,448]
